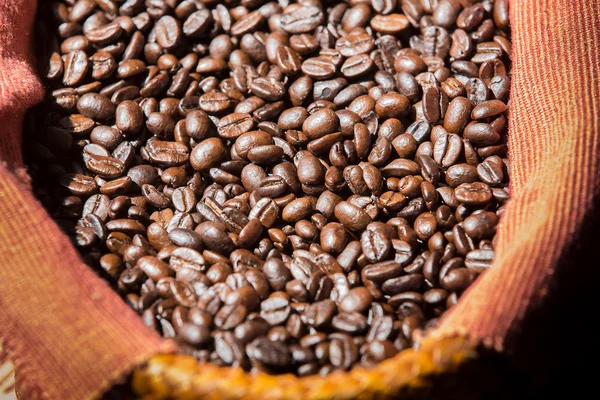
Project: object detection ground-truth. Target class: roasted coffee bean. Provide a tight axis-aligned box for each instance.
[33,0,510,377]
[441,268,478,292]
[137,256,172,282]
[114,101,143,135]
[335,201,372,231]
[465,248,494,271]
[336,33,374,58]
[329,334,359,370]
[463,211,498,240]
[381,274,424,295]
[297,156,326,186]
[422,86,448,124]
[381,159,421,178]
[302,300,334,329]
[332,312,368,335]
[179,323,211,346]
[302,57,337,80]
[361,228,392,263]
[249,78,286,102]
[215,304,248,330]
[190,138,227,171]
[303,108,338,140]
[454,182,493,205]
[154,16,182,51]
[258,294,290,326]
[464,122,501,146]
[281,6,324,34]
[444,97,473,134]
[339,287,373,314]
[146,112,175,139]
[375,92,410,119]
[371,14,410,34]
[477,156,505,186]
[340,54,373,78]
[433,132,463,167]
[63,50,89,86]
[247,337,291,367]
[117,59,146,79]
[77,93,115,121]
[445,163,478,188]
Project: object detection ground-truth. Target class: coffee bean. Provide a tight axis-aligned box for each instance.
[490,76,511,102]
[444,163,478,188]
[190,138,227,171]
[329,334,359,370]
[334,201,372,231]
[137,256,172,282]
[366,315,396,342]
[34,0,510,377]
[155,16,182,51]
[463,211,498,240]
[183,9,213,38]
[375,92,410,118]
[249,78,286,102]
[454,182,493,205]
[146,112,175,139]
[433,132,463,167]
[275,46,302,75]
[332,312,368,334]
[301,57,337,80]
[477,155,505,186]
[247,337,291,367]
[215,304,248,330]
[422,86,448,124]
[302,108,338,140]
[63,50,89,87]
[303,300,335,329]
[282,197,316,223]
[382,274,424,295]
[371,14,410,34]
[199,92,230,114]
[441,268,478,292]
[281,6,325,34]
[116,59,146,79]
[341,54,373,78]
[339,287,372,314]
[381,159,421,178]
[361,227,392,263]
[114,101,143,135]
[179,323,211,346]
[214,331,246,367]
[77,93,115,121]
[471,100,507,120]
[465,248,494,271]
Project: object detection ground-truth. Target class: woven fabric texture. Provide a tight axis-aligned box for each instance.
[435,0,600,346]
[0,0,598,399]
[0,2,174,400]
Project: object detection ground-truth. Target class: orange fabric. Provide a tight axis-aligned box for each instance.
[0,2,174,400]
[436,0,600,347]
[0,0,599,399]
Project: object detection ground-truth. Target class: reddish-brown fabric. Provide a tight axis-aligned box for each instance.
[0,2,174,400]
[0,0,599,399]
[436,0,600,347]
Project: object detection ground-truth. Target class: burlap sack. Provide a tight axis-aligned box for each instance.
[1,0,598,399]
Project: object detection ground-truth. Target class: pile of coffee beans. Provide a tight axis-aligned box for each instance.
[27,0,510,376]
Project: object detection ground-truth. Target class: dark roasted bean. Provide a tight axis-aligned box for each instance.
[329,334,359,370]
[33,0,510,376]
[247,337,291,367]
[77,93,114,121]
[339,287,373,314]
[63,50,89,87]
